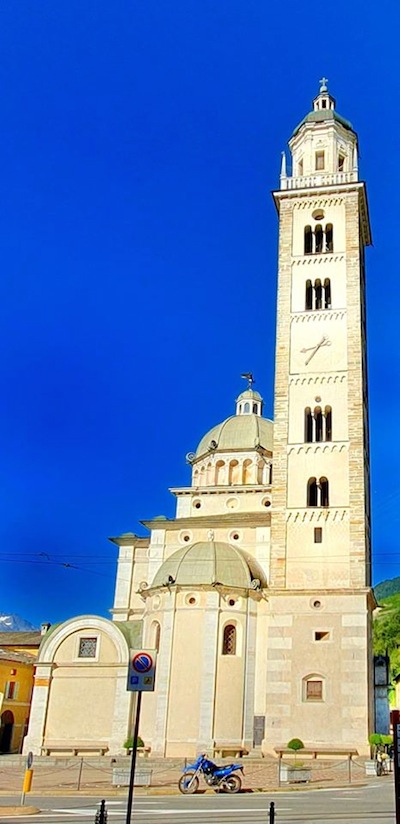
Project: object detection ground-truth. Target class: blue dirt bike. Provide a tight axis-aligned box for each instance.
[178,753,243,794]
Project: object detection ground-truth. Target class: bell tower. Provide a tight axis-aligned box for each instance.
[266,81,374,753]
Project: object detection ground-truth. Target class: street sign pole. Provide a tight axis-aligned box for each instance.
[125,691,142,824]
[125,649,157,823]
[392,711,400,824]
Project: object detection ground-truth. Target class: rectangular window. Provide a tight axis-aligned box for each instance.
[306,680,323,700]
[315,151,325,171]
[314,631,330,642]
[5,681,18,699]
[78,637,98,658]
[314,527,322,543]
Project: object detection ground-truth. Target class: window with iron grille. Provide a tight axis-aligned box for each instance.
[78,637,97,658]
[222,624,236,656]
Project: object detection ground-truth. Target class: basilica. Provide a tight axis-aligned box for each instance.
[24,81,375,758]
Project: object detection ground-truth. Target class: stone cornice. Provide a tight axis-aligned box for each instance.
[141,512,271,530]
[170,484,271,497]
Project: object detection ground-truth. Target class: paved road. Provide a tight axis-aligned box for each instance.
[0,780,396,823]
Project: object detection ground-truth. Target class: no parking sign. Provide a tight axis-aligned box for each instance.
[127,648,157,692]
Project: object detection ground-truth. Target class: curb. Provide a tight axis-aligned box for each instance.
[0,808,40,819]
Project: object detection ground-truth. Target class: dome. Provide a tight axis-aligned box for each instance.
[150,541,268,590]
[196,414,273,457]
[291,108,354,139]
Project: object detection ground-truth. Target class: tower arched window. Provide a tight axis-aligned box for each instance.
[304,226,313,255]
[320,477,329,507]
[314,407,323,442]
[305,280,313,310]
[324,278,331,308]
[315,224,324,254]
[243,402,250,413]
[222,624,236,656]
[325,224,333,252]
[252,403,258,414]
[307,478,318,507]
[315,279,322,310]
[304,407,313,443]
[325,407,332,441]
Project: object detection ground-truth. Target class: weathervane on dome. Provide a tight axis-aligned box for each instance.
[319,76,329,92]
[241,372,255,389]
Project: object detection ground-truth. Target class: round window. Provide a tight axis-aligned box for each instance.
[312,209,325,221]
[311,599,323,610]
[262,497,271,508]
[193,499,202,510]
[226,497,239,511]
[179,531,192,545]
[185,594,198,606]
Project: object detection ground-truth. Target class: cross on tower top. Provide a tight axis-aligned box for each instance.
[319,76,329,92]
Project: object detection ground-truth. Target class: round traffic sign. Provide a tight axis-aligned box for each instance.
[132,652,153,673]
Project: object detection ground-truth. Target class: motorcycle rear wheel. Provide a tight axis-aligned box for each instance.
[178,773,199,794]
[221,774,241,793]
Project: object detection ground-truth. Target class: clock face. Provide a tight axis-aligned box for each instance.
[300,335,331,365]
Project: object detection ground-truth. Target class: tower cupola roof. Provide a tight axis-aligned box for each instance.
[291,78,354,139]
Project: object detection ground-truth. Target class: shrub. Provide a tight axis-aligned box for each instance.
[124,736,144,750]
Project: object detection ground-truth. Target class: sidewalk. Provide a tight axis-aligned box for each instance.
[0,754,375,796]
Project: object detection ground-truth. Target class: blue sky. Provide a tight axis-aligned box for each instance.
[0,1,398,626]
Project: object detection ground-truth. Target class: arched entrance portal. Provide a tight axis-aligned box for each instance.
[0,711,14,753]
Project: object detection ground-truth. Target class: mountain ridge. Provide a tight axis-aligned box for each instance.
[0,614,38,632]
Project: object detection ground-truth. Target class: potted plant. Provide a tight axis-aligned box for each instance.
[123,735,144,755]
[280,738,311,783]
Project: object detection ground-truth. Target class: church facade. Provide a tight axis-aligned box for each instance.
[24,83,375,758]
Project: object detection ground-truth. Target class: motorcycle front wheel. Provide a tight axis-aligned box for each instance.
[221,774,242,793]
[178,772,199,794]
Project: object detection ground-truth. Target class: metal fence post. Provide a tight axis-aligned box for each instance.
[269,800,275,823]
[95,799,107,823]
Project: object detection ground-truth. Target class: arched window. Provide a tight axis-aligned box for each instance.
[324,278,331,309]
[222,624,236,655]
[305,280,313,310]
[315,225,323,254]
[304,226,313,255]
[314,407,323,442]
[152,622,161,653]
[215,460,225,485]
[206,462,213,485]
[243,459,252,484]
[325,406,332,441]
[314,279,322,310]
[325,224,333,252]
[243,402,250,413]
[304,408,313,442]
[307,478,318,507]
[320,477,329,507]
[229,460,239,485]
[252,403,258,414]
